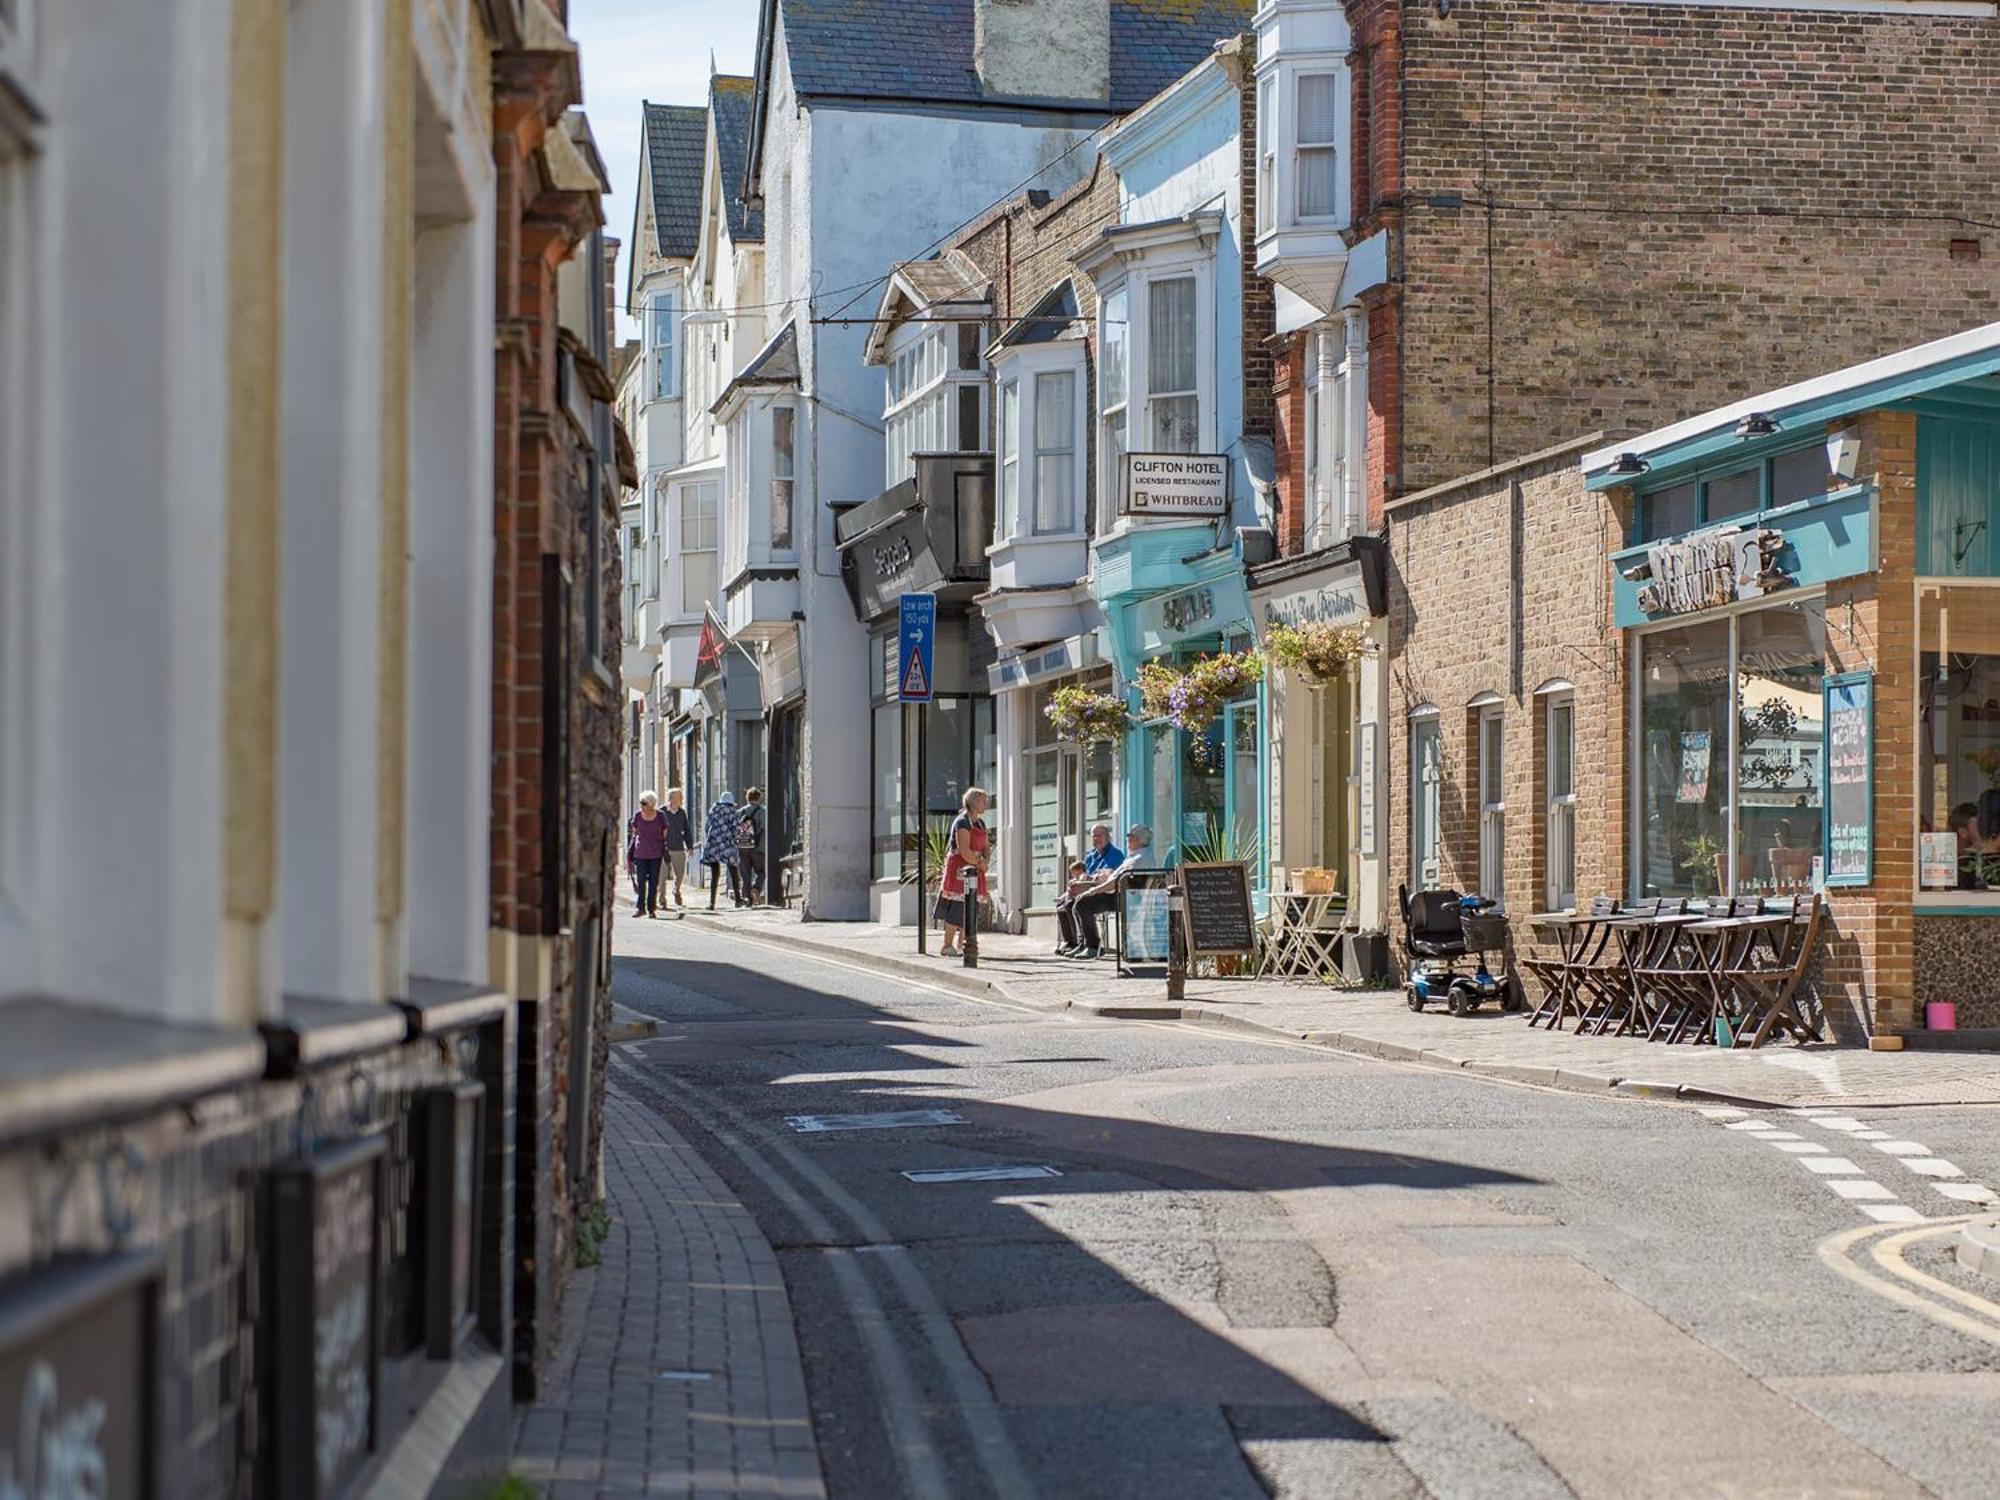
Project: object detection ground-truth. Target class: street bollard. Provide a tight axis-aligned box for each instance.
[1166,888,1186,1002]
[964,892,979,969]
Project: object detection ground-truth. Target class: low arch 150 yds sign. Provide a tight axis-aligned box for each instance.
[1124,453,1228,516]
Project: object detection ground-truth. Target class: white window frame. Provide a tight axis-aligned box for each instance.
[1032,369,1078,535]
[1095,257,1216,537]
[675,478,719,618]
[0,2,37,968]
[997,377,1020,540]
[1293,70,1341,222]
[1410,707,1442,890]
[882,319,985,488]
[1542,686,1577,913]
[1256,73,1276,236]
[770,403,796,556]
[995,344,1088,547]
[1097,284,1129,536]
[648,288,678,401]
[1253,51,1352,241]
[1475,699,1505,907]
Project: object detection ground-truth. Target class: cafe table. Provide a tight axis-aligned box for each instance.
[1598,912,1706,1037]
[1262,890,1347,980]
[1524,910,1615,1030]
[1674,912,1792,1046]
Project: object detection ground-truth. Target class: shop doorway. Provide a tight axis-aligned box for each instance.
[1025,741,1115,908]
[769,703,803,905]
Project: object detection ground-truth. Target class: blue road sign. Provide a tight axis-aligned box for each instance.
[898,593,936,703]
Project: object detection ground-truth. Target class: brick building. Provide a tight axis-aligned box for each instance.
[1251,0,2000,972]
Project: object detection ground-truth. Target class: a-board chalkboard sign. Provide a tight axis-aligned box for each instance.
[421,1084,484,1358]
[1178,861,1257,956]
[0,1251,159,1500]
[1823,672,1873,888]
[1118,870,1174,972]
[271,1134,385,1500]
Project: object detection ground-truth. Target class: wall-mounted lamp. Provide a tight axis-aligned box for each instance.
[1826,430,1861,485]
[1734,412,1781,439]
[1607,452,1650,477]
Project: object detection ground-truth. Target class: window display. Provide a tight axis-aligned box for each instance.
[1919,584,2000,893]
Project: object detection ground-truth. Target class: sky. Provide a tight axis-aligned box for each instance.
[570,0,763,340]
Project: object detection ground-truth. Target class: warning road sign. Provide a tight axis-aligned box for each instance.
[898,593,936,704]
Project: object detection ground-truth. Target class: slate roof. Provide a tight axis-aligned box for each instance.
[643,103,707,260]
[710,75,765,245]
[778,0,1254,113]
[712,323,800,413]
[994,277,1083,349]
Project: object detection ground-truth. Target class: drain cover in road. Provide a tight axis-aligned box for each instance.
[784,1109,967,1133]
[900,1165,1062,1184]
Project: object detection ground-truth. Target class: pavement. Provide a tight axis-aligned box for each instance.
[567,915,2000,1500]
[669,904,2000,1110]
[511,1082,827,1498]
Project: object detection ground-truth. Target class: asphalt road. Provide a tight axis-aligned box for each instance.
[609,918,2000,1500]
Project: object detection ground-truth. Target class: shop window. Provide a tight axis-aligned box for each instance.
[1918,583,2000,896]
[1633,598,1825,898]
[871,701,902,882]
[1098,286,1129,531]
[1295,73,1340,220]
[1410,710,1442,889]
[770,406,795,553]
[1476,704,1505,906]
[1146,275,1198,453]
[1544,693,1576,911]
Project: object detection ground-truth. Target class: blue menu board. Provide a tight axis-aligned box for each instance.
[1823,672,1873,887]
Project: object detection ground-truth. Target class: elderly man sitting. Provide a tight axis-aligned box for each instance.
[1058,824,1152,960]
[1054,823,1123,954]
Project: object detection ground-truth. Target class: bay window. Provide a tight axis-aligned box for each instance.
[1033,371,1076,533]
[883,323,986,487]
[1257,75,1276,235]
[1146,275,1198,452]
[1295,73,1340,220]
[1099,286,1129,533]
[998,379,1020,537]
[771,405,795,553]
[648,289,678,401]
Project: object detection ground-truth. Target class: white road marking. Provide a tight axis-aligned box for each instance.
[1900,1158,1965,1179]
[785,1110,968,1133]
[1757,1130,1804,1140]
[1726,1119,1780,1131]
[1932,1183,1999,1205]
[1849,1129,1891,1140]
[1698,1106,1748,1119]
[1771,1141,1834,1153]
[1870,1140,1931,1156]
[1827,1179,1899,1201]
[1859,1204,1930,1224]
[1802,1156,1864,1175]
[1811,1117,1870,1132]
[900,1165,1062,1184]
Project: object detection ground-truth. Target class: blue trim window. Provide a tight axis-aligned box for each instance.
[1637,442,1833,543]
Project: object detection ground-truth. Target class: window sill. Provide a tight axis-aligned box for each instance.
[1914,901,2000,916]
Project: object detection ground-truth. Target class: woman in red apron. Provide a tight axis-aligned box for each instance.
[934,786,990,958]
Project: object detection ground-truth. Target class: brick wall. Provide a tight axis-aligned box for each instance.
[1386,437,1627,953]
[1385,3,2000,498]
[1271,335,1306,553]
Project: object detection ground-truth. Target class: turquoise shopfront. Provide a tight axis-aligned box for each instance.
[1092,523,1267,903]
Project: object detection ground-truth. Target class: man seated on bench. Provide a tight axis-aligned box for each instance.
[1061,824,1152,960]
[1055,823,1123,954]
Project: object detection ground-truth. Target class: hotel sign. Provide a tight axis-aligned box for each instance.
[1635,525,1790,617]
[1123,453,1228,517]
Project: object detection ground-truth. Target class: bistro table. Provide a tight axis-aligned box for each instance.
[1675,912,1793,1045]
[1262,891,1348,980]
[1600,911,1706,1037]
[1524,908,1617,1030]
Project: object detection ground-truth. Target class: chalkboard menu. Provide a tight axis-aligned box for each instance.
[1823,672,1873,887]
[1178,861,1257,956]
[0,1252,158,1500]
[421,1084,483,1358]
[271,1135,385,1500]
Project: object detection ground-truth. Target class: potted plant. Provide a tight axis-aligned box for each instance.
[1678,832,1725,896]
[1136,652,1264,737]
[1044,686,1132,744]
[1263,622,1366,685]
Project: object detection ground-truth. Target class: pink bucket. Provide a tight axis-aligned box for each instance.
[1926,1001,1958,1031]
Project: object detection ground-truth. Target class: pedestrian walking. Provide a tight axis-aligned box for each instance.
[662,787,695,908]
[934,786,990,958]
[627,791,669,919]
[699,790,744,909]
[736,787,767,906]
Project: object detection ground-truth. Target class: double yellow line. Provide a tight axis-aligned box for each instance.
[1819,1215,2000,1347]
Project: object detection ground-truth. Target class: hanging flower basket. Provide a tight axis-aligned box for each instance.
[1137,651,1264,738]
[1044,686,1132,744]
[1263,622,1366,685]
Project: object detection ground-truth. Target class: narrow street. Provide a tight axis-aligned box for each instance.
[542,917,2000,1499]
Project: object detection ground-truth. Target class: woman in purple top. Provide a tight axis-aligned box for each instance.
[627,791,669,918]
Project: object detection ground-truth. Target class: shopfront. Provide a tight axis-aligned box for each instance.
[1587,320,2000,1035]
[837,453,998,925]
[1247,536,1390,935]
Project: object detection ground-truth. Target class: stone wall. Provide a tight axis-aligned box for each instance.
[1914,918,2000,1030]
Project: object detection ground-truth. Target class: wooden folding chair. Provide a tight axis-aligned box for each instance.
[1733,894,1825,1048]
[1524,898,1617,1030]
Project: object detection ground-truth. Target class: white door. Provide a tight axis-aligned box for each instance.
[1411,715,1441,889]
[1478,708,1505,905]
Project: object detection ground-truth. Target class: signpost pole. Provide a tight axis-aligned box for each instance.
[918,704,929,955]
[1167,875,1187,1003]
[910,701,924,956]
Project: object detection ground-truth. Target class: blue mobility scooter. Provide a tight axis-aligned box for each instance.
[1398,885,1519,1017]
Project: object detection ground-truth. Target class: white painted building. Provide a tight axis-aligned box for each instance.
[742,0,1254,919]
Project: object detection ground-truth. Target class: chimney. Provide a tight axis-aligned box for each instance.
[975,0,1109,104]
[602,236,621,353]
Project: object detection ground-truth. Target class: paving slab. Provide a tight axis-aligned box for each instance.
[683,907,2000,1110]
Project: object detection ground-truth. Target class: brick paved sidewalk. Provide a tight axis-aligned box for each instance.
[511,1082,826,1499]
[685,906,2000,1109]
